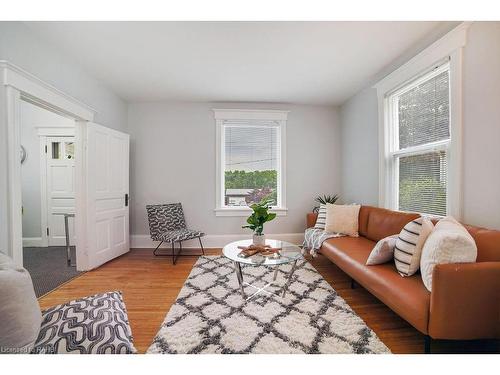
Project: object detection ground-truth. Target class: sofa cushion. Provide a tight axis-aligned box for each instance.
[463,224,500,262]
[361,206,420,242]
[33,291,137,354]
[0,253,42,354]
[321,237,430,334]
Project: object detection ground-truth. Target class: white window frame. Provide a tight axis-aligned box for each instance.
[213,109,288,217]
[374,22,471,219]
[385,62,451,216]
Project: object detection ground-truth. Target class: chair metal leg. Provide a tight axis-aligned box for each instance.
[153,241,164,256]
[153,237,205,265]
[171,242,176,265]
[178,241,183,263]
[198,236,205,255]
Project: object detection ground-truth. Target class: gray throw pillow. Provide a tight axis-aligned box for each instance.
[0,253,42,354]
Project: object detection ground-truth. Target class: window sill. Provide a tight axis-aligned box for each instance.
[214,207,288,217]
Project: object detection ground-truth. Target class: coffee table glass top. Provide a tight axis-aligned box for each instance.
[222,239,303,266]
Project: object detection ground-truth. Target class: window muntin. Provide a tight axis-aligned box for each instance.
[387,62,451,216]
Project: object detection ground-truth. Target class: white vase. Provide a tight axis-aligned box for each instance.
[253,234,265,246]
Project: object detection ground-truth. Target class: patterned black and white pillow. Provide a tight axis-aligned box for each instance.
[314,204,327,230]
[33,291,137,354]
[394,217,434,277]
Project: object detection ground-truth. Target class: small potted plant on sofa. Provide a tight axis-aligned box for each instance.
[242,197,277,246]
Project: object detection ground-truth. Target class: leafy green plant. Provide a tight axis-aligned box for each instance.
[313,194,339,213]
[242,197,277,235]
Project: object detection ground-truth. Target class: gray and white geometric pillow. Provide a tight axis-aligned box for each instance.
[314,204,327,229]
[33,291,137,354]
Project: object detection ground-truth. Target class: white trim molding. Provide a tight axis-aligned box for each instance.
[373,22,469,220]
[213,108,289,121]
[0,60,95,267]
[22,237,43,247]
[37,127,75,136]
[213,207,288,217]
[1,61,97,121]
[213,109,288,217]
[131,233,304,249]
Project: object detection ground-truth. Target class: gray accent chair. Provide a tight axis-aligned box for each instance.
[146,203,205,264]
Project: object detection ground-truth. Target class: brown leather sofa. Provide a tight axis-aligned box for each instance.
[307,205,500,352]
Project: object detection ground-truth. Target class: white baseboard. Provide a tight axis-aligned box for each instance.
[131,233,304,249]
[23,237,44,247]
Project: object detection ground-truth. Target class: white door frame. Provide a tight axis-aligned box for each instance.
[0,60,96,269]
[37,129,76,247]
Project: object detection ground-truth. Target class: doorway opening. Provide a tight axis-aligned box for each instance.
[20,99,81,297]
[2,61,130,277]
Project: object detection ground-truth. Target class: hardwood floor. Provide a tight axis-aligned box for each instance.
[38,249,499,354]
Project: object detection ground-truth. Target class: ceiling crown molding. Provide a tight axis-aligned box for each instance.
[212,108,289,121]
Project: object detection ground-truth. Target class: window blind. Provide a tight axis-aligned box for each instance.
[398,151,447,216]
[223,121,279,206]
[391,64,451,217]
[398,70,450,149]
[224,123,278,172]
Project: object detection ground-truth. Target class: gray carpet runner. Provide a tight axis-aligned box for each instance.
[23,246,82,298]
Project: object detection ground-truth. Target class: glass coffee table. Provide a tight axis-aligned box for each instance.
[222,239,303,300]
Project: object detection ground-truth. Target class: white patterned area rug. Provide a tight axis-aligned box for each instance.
[147,256,390,354]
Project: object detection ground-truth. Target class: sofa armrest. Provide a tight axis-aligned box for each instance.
[307,213,318,229]
[428,262,500,340]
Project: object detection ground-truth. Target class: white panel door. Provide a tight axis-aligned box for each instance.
[46,136,76,246]
[85,123,129,269]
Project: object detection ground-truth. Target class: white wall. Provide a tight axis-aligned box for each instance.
[339,87,379,206]
[462,22,500,229]
[128,101,341,240]
[339,22,500,229]
[20,101,74,239]
[0,22,127,131]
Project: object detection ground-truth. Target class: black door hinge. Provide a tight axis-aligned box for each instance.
[125,193,129,207]
[46,227,50,236]
[45,145,48,153]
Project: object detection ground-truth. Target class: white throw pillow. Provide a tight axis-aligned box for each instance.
[314,204,327,229]
[325,203,360,237]
[0,253,42,353]
[420,216,477,292]
[394,217,434,276]
[366,235,398,265]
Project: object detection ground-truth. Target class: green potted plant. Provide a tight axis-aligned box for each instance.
[312,194,339,213]
[242,197,277,246]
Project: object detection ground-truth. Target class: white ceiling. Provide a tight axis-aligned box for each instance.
[25,21,456,105]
